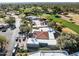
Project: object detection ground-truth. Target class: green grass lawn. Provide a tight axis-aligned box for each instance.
[51,15,79,34]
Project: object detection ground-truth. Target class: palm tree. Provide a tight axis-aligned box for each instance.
[0,35,6,52]
[20,20,32,35]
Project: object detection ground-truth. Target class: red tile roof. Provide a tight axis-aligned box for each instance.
[33,31,48,40]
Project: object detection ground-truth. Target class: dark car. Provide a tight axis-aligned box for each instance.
[0,25,4,30]
[14,43,19,49]
[1,26,8,32]
[12,49,16,56]
[15,38,18,42]
[18,31,25,35]
[0,48,6,56]
[18,31,22,34]
[19,39,21,42]
[23,37,26,41]
[5,25,10,28]
[0,53,6,56]
[10,25,16,30]
[2,29,7,32]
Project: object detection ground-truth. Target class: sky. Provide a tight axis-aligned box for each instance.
[0,0,79,3]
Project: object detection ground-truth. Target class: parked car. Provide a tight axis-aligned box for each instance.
[5,25,10,28]
[1,26,8,32]
[18,31,25,35]
[0,25,4,30]
[23,37,26,41]
[10,24,16,30]
[1,28,7,32]
[12,49,16,56]
[14,43,18,49]
[0,48,6,56]
[0,53,6,56]
[15,37,19,42]
[0,24,9,32]
[19,39,21,42]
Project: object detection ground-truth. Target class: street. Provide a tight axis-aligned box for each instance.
[6,14,21,56]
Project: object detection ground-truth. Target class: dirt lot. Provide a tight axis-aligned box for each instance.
[62,27,77,34]
[60,13,79,25]
[68,13,79,25]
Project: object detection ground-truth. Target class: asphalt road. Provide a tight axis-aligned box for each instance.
[6,14,21,56]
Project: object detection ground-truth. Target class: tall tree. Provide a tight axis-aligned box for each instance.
[20,20,32,34]
[0,35,6,52]
[57,33,79,53]
[4,17,15,25]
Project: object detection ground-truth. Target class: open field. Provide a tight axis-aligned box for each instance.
[68,13,79,25]
[60,13,79,25]
[51,15,79,34]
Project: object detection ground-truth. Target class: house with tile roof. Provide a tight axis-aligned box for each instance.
[27,29,58,50]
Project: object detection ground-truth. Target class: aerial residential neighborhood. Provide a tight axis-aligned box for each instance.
[0,2,79,56]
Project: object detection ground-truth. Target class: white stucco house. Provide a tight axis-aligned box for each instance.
[26,16,48,28]
[27,27,58,49]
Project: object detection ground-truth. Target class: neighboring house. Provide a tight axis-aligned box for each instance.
[29,50,68,56]
[6,12,11,15]
[6,11,14,15]
[26,16,48,28]
[26,16,40,20]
